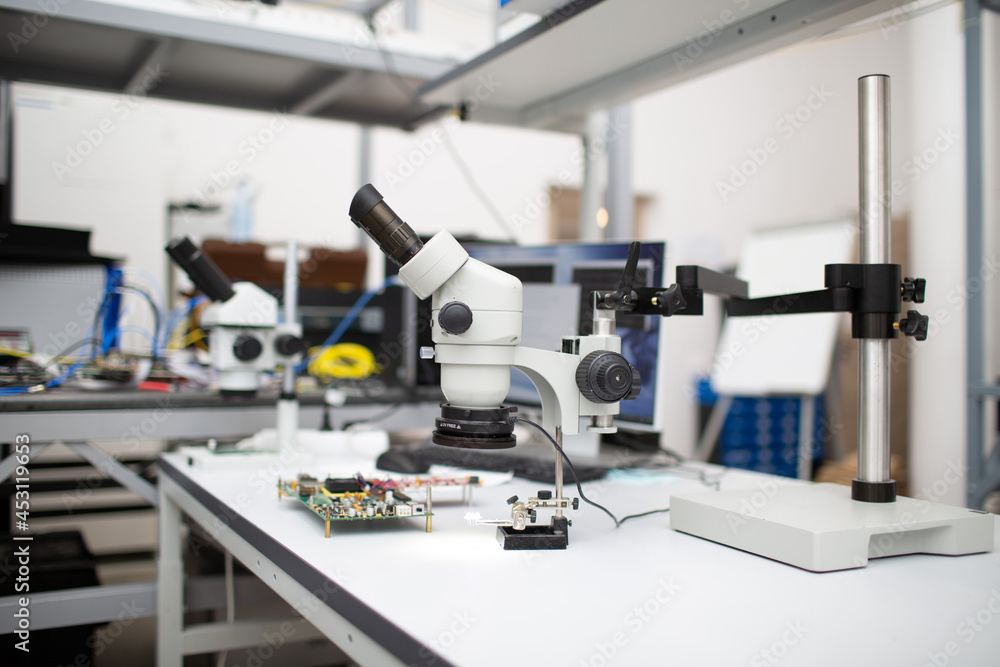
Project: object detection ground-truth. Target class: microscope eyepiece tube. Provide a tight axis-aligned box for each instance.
[166,236,236,303]
[350,184,424,267]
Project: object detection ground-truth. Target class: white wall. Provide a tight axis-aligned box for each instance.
[904,4,968,506]
[159,99,362,250]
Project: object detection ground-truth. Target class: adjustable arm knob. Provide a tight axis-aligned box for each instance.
[600,241,641,311]
[901,277,926,303]
[898,310,929,341]
[653,284,687,316]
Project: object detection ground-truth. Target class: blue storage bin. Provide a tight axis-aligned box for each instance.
[697,377,826,478]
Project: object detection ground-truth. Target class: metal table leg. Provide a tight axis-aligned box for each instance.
[157,482,183,667]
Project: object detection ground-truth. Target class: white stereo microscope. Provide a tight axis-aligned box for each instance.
[350,184,640,549]
[166,237,304,455]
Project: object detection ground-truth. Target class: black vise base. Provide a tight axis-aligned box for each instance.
[497,517,569,550]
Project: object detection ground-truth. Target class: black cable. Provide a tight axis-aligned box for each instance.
[343,402,403,430]
[319,404,334,431]
[513,416,624,528]
[440,132,519,242]
[365,22,421,103]
[618,508,672,524]
[514,416,692,528]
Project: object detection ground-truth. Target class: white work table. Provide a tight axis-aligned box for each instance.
[157,450,1000,667]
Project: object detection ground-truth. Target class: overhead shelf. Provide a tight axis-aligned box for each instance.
[0,0,457,127]
[420,0,899,133]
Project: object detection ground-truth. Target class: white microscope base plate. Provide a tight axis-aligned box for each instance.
[670,482,994,572]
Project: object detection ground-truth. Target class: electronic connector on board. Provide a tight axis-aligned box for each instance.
[278,473,481,537]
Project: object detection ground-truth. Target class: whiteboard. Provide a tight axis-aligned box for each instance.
[710,220,855,396]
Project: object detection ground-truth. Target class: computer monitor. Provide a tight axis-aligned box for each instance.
[464,241,666,434]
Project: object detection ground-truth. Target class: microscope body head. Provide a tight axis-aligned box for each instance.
[397,229,523,410]
[200,282,300,396]
[349,184,636,448]
[166,237,303,397]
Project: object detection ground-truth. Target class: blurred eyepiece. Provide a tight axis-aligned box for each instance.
[165,236,235,302]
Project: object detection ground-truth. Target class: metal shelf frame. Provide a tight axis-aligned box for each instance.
[418,0,901,133]
[0,0,455,127]
[965,0,1000,509]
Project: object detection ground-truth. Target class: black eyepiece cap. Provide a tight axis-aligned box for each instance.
[349,183,384,223]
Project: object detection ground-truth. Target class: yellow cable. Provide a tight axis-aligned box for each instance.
[180,329,206,348]
[166,302,208,350]
[0,347,31,359]
[307,343,378,381]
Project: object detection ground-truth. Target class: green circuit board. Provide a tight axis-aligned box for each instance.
[278,473,480,536]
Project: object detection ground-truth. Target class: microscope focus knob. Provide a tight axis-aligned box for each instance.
[576,351,635,404]
[233,335,263,361]
[438,301,474,335]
